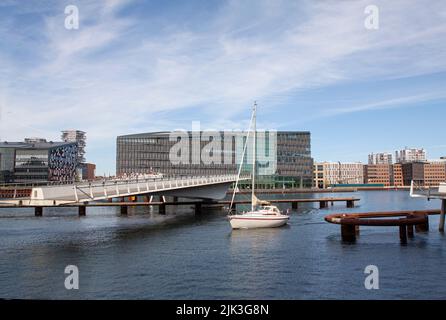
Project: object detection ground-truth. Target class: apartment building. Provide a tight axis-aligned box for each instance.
[314,162,364,188]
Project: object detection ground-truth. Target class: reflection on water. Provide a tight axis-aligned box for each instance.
[0,190,445,299]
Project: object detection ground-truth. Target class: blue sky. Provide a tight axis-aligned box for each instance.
[0,0,445,174]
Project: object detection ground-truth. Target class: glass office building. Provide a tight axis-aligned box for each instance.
[116,131,313,188]
[0,141,78,183]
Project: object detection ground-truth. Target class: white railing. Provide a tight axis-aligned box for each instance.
[70,174,250,202]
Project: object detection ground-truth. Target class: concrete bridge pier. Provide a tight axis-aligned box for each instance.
[159,203,166,215]
[292,202,298,210]
[78,206,86,216]
[195,202,202,215]
[121,205,128,215]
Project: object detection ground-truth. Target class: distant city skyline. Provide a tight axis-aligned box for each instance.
[0,0,445,174]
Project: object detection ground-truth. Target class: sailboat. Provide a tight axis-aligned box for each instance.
[228,102,290,229]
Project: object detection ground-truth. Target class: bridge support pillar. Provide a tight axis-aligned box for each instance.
[347,200,354,208]
[440,200,445,232]
[195,202,202,215]
[341,224,356,242]
[292,202,298,210]
[159,204,166,215]
[319,201,328,209]
[35,207,43,217]
[78,206,86,216]
[399,225,407,244]
[121,205,128,215]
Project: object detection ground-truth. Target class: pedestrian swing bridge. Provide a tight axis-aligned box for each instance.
[0,174,247,206]
[0,174,361,217]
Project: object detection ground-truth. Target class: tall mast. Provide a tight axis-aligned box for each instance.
[251,101,257,211]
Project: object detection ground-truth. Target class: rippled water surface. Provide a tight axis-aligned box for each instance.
[0,190,445,299]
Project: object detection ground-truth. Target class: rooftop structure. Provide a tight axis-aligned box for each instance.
[61,130,86,164]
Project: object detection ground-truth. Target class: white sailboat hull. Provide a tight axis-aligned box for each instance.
[228,213,289,229]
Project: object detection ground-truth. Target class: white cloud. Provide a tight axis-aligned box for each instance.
[0,0,445,173]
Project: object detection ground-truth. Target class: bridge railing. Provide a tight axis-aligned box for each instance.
[71,174,249,202]
[25,174,250,202]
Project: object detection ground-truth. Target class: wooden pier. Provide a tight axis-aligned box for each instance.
[0,196,360,217]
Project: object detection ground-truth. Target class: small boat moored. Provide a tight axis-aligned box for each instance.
[229,204,289,229]
[227,102,289,229]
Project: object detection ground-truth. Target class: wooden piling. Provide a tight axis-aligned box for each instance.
[440,199,445,232]
[347,200,354,208]
[195,202,202,215]
[35,207,43,217]
[320,201,327,209]
[341,224,356,242]
[407,224,414,238]
[399,225,407,244]
[292,202,298,210]
[120,205,128,215]
[415,214,429,232]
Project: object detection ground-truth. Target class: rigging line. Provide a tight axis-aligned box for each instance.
[228,105,255,215]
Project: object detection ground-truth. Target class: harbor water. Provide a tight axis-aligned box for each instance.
[0,190,445,299]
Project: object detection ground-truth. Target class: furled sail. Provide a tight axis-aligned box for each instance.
[252,194,270,206]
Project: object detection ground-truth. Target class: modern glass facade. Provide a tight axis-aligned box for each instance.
[0,141,78,183]
[0,147,16,183]
[117,132,237,176]
[116,131,313,188]
[14,149,49,182]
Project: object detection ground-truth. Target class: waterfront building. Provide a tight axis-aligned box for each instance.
[313,162,364,188]
[81,163,96,181]
[424,162,446,187]
[395,147,426,163]
[116,131,313,188]
[364,164,393,186]
[392,163,404,187]
[366,160,446,187]
[0,140,78,183]
[368,152,393,165]
[61,130,87,164]
[401,162,425,186]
